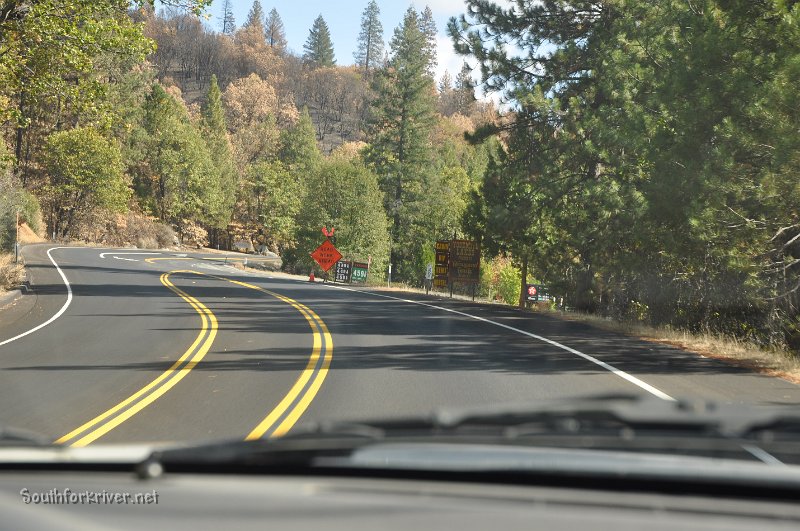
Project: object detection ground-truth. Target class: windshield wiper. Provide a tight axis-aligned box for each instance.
[0,424,50,447]
[150,394,800,471]
[143,395,800,502]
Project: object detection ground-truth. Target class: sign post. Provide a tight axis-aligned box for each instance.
[425,263,433,294]
[14,210,19,264]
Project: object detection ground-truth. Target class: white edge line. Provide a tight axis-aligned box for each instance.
[99,252,161,259]
[323,284,676,402]
[0,247,73,348]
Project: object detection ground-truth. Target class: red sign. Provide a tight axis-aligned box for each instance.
[310,240,342,272]
[527,285,537,297]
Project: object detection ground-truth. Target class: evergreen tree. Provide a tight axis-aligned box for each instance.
[200,75,237,228]
[244,0,266,31]
[265,8,287,51]
[137,84,220,230]
[220,0,236,36]
[201,74,226,133]
[354,0,384,73]
[439,70,452,93]
[279,107,321,174]
[449,0,800,342]
[244,160,299,253]
[453,62,476,115]
[437,70,455,114]
[365,7,436,281]
[419,5,437,77]
[303,15,336,68]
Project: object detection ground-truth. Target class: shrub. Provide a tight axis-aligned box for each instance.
[179,219,208,248]
[154,223,177,248]
[497,261,522,305]
[136,236,159,250]
[0,254,24,291]
[0,169,41,251]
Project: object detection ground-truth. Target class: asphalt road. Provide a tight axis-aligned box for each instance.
[0,244,798,446]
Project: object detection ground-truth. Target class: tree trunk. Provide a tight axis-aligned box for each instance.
[518,254,528,308]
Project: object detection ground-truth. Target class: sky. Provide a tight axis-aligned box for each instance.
[208,0,474,87]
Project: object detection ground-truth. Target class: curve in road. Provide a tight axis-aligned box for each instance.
[54,267,333,446]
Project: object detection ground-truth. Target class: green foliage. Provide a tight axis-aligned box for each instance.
[0,151,39,251]
[365,7,437,282]
[354,0,384,72]
[291,159,390,276]
[451,0,800,348]
[303,15,336,68]
[43,127,129,238]
[419,6,438,76]
[497,261,521,306]
[243,160,301,252]
[201,75,238,228]
[0,0,155,193]
[0,0,154,113]
[201,75,227,133]
[279,108,321,173]
[134,84,221,233]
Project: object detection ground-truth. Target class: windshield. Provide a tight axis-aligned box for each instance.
[1,0,799,477]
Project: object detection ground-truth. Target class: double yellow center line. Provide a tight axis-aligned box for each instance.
[55,270,332,446]
[211,275,334,440]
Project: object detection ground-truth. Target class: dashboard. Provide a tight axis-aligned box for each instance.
[2,471,800,530]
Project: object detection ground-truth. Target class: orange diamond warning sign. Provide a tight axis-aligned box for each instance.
[311,240,342,272]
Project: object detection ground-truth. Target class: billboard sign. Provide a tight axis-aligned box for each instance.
[351,262,369,283]
[448,240,480,284]
[334,260,352,283]
[434,240,450,288]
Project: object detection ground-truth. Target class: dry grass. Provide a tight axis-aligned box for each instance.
[0,253,24,292]
[557,312,800,384]
[17,222,45,244]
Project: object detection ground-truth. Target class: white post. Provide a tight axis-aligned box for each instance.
[14,211,19,264]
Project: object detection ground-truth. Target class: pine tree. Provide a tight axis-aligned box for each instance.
[279,107,321,173]
[419,5,437,77]
[303,15,336,68]
[201,74,226,133]
[265,8,287,51]
[354,0,384,73]
[220,0,236,36]
[437,70,455,115]
[244,0,266,31]
[365,7,436,281]
[201,75,237,229]
[439,70,452,93]
[453,62,476,115]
